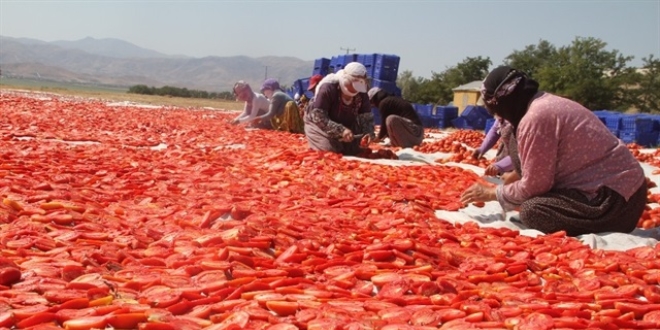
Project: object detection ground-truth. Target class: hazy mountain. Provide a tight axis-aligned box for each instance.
[0,36,314,92]
[51,36,180,59]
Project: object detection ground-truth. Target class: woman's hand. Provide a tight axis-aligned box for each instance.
[461,183,497,204]
[484,164,501,177]
[471,149,483,159]
[230,119,239,125]
[360,134,372,147]
[341,129,354,142]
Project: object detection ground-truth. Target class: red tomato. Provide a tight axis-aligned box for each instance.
[266,301,299,316]
[15,312,57,328]
[62,316,108,330]
[106,313,148,329]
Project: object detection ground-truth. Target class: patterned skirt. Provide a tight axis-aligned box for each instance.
[519,182,647,236]
[271,101,304,134]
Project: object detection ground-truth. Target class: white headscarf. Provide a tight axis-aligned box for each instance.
[316,62,369,97]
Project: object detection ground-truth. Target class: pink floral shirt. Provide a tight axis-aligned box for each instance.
[496,93,645,211]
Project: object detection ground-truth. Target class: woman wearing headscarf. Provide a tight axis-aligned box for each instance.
[304,62,375,155]
[367,87,424,148]
[230,81,270,127]
[254,78,304,133]
[460,66,646,236]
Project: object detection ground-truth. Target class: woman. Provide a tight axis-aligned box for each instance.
[461,66,646,236]
[254,78,304,134]
[304,62,375,155]
[230,81,270,128]
[367,87,424,148]
[472,115,521,183]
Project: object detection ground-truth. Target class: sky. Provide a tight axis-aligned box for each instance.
[1,0,659,79]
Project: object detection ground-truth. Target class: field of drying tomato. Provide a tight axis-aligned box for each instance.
[1,91,660,330]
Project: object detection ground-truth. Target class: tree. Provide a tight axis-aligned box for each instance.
[504,39,557,78]
[397,70,425,102]
[428,56,491,105]
[534,37,636,111]
[635,55,660,113]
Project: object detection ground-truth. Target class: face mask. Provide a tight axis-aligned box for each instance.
[351,79,367,94]
[340,79,358,97]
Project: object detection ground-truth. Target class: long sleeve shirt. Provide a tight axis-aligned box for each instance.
[233,93,270,124]
[493,156,514,174]
[478,120,501,154]
[308,82,374,139]
[259,91,292,121]
[376,96,423,140]
[496,93,645,211]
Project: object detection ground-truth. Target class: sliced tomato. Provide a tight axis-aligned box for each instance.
[62,315,108,330]
[266,301,299,316]
[106,312,148,329]
[15,312,57,328]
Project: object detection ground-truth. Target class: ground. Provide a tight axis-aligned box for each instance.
[1,88,660,329]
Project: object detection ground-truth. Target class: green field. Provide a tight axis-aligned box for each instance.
[0,77,244,111]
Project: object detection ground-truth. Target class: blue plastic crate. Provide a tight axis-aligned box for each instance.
[414,104,433,117]
[372,54,400,82]
[452,117,474,130]
[419,115,451,129]
[313,58,330,76]
[460,106,492,130]
[604,115,622,130]
[329,54,358,72]
[436,117,453,129]
[434,106,458,119]
[621,115,654,132]
[620,130,659,147]
[371,79,401,96]
[608,128,619,138]
[484,118,496,133]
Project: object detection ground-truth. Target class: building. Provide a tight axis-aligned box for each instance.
[452,80,484,114]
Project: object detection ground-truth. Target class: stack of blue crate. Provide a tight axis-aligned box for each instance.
[412,104,458,129]
[290,78,314,99]
[329,54,358,73]
[431,106,459,129]
[372,54,400,82]
[593,110,613,126]
[414,104,434,128]
[619,115,658,146]
[371,79,402,97]
[453,106,492,130]
[603,113,622,138]
[312,58,331,76]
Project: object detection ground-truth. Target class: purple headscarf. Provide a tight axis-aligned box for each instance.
[260,78,284,93]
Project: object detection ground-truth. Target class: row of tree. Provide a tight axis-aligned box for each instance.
[127,84,234,100]
[398,37,659,113]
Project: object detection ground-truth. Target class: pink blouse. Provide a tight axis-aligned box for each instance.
[496,93,645,211]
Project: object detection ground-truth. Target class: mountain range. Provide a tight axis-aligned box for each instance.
[0,36,314,92]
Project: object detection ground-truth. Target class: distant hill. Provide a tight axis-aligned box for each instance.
[0,36,314,92]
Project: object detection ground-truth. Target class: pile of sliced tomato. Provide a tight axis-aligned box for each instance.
[1,91,660,329]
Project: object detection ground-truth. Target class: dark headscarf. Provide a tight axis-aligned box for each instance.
[481,66,539,130]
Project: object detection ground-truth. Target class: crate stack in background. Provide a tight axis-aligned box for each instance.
[304,53,402,97]
[313,58,331,76]
[593,110,660,147]
[412,104,458,129]
[484,118,496,133]
[451,106,493,130]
